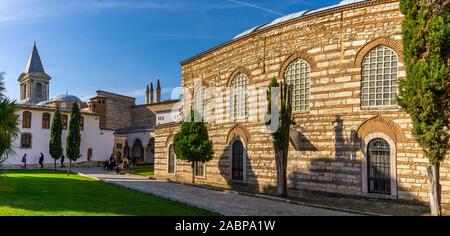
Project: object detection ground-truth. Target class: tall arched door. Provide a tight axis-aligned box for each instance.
[231,140,244,181]
[367,138,391,194]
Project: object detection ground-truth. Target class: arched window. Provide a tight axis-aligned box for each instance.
[284,59,311,111]
[20,133,32,149]
[168,144,176,174]
[361,45,398,107]
[21,84,27,100]
[87,148,93,161]
[231,140,245,180]
[231,73,248,120]
[22,111,32,128]
[195,87,209,121]
[367,138,391,194]
[62,114,68,130]
[35,82,43,99]
[42,113,51,129]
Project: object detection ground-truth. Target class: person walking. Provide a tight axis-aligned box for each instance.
[60,155,66,168]
[21,154,27,169]
[39,152,44,168]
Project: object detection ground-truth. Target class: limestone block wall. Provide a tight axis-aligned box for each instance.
[154,0,450,210]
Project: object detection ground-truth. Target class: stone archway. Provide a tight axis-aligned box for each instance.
[131,139,144,165]
[146,138,155,164]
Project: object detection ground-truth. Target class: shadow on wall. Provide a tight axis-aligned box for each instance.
[335,115,358,160]
[218,138,271,194]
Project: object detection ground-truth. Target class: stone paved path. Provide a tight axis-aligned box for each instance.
[71,168,360,216]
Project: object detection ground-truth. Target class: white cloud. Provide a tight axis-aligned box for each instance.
[226,0,283,16]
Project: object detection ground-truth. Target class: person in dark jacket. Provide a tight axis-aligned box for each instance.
[39,152,44,168]
[21,154,27,169]
[60,155,66,168]
[107,154,116,171]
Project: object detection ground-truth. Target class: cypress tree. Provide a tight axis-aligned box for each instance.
[266,77,294,197]
[49,107,63,171]
[66,103,81,175]
[398,0,450,215]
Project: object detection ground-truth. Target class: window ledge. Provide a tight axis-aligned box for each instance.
[361,106,400,111]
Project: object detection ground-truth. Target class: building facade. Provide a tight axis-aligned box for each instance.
[154,0,450,210]
[88,88,180,165]
[6,43,115,166]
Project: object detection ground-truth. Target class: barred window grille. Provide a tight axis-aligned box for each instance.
[284,59,311,112]
[361,45,398,107]
[21,133,32,149]
[368,138,391,195]
[231,73,248,120]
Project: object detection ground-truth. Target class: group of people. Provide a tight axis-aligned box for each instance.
[103,154,131,174]
[20,153,66,169]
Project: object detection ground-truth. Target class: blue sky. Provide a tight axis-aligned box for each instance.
[0,0,340,104]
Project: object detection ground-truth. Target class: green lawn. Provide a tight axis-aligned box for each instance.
[0,169,216,216]
[129,165,154,177]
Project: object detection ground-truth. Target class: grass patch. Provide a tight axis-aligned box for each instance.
[0,169,217,216]
[129,165,154,177]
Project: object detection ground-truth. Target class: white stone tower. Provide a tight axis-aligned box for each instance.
[18,41,51,104]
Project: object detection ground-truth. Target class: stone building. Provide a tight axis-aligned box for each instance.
[88,81,181,165]
[7,43,115,166]
[8,42,181,167]
[154,0,450,211]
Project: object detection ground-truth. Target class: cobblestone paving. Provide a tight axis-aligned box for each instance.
[71,168,359,216]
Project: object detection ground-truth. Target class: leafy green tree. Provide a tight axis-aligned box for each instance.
[0,72,19,173]
[173,109,214,183]
[266,78,294,197]
[49,107,63,171]
[398,0,450,216]
[66,103,81,175]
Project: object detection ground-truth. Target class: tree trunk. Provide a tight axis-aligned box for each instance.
[191,162,195,184]
[427,162,442,216]
[282,148,288,197]
[54,159,56,171]
[68,160,72,176]
[276,149,287,197]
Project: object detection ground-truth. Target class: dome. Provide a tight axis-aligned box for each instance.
[233,0,370,39]
[51,94,82,103]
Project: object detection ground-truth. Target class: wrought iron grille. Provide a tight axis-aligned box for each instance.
[368,138,391,194]
[232,141,244,180]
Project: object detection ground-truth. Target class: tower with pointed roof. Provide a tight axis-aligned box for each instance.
[18,41,51,104]
[145,83,150,104]
[156,78,161,103]
[150,82,154,104]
